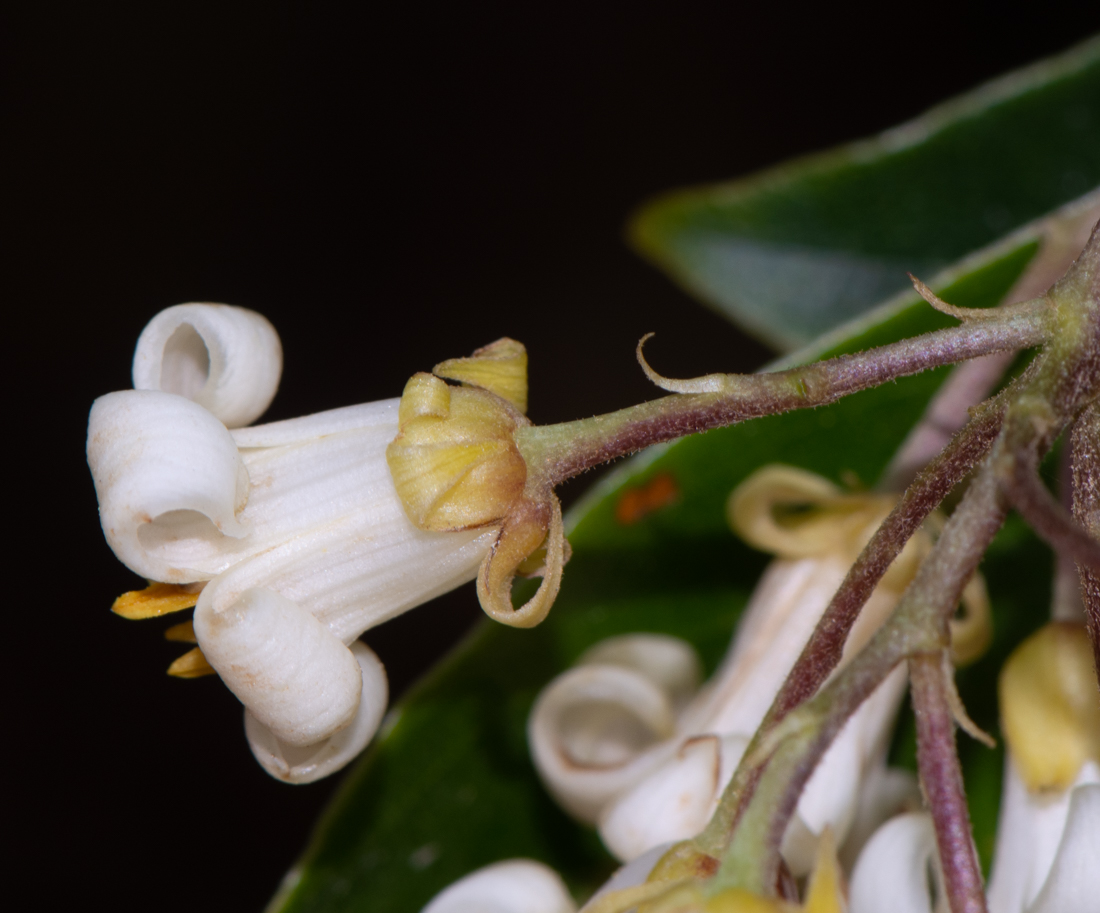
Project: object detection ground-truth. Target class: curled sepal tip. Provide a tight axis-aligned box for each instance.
[636,333,727,394]
[478,495,565,628]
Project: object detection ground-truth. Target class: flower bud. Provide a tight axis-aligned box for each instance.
[999,622,1100,793]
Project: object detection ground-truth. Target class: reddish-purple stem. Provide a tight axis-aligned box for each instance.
[1071,402,1100,683]
[910,653,988,913]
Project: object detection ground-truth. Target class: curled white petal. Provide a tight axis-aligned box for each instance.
[194,587,362,746]
[1029,783,1100,913]
[849,812,943,913]
[578,634,702,711]
[132,303,282,427]
[421,859,576,913]
[87,390,249,582]
[528,664,677,823]
[600,734,744,862]
[245,641,388,784]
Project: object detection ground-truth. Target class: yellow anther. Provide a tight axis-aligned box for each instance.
[164,620,197,643]
[167,647,216,679]
[111,582,201,619]
[434,337,528,413]
[1000,622,1100,792]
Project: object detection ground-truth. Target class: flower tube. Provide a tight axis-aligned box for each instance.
[89,304,525,782]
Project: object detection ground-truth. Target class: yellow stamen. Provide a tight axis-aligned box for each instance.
[800,829,845,913]
[111,582,201,619]
[949,575,993,667]
[167,647,216,679]
[1000,622,1100,792]
[164,620,197,643]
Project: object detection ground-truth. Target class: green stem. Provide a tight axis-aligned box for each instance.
[516,310,1047,484]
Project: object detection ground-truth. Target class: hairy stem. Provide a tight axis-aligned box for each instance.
[1003,453,1100,570]
[910,652,988,913]
[517,311,1047,483]
[1071,401,1100,682]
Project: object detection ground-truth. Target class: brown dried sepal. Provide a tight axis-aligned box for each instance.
[476,495,566,628]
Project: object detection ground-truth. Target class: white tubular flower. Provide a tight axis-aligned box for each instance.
[986,622,1100,913]
[421,859,576,913]
[89,304,511,783]
[848,812,946,913]
[530,466,980,871]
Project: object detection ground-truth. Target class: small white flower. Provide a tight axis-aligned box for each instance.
[88,304,498,782]
[420,859,576,913]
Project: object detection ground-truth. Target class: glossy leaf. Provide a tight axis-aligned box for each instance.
[630,36,1100,350]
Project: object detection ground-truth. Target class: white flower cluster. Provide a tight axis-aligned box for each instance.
[88,304,497,782]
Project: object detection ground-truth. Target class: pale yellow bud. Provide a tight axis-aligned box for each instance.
[1000,622,1100,793]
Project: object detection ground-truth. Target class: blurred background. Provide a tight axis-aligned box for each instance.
[7,3,1100,910]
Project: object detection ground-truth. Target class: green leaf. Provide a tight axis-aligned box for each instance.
[268,191,1086,911]
[630,36,1100,351]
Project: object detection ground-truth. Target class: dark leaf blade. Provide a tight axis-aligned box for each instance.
[630,36,1100,350]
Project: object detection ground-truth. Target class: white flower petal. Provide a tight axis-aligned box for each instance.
[784,664,908,876]
[528,664,677,823]
[1029,783,1100,913]
[849,813,940,913]
[578,634,702,711]
[421,859,576,913]
[87,390,249,583]
[132,303,282,428]
[584,843,672,906]
[684,555,860,736]
[230,399,400,448]
[600,734,733,862]
[108,402,495,632]
[193,586,362,746]
[244,641,388,783]
[989,760,1100,913]
[838,764,921,872]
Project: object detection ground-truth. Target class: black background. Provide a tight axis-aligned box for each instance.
[7,4,1100,911]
